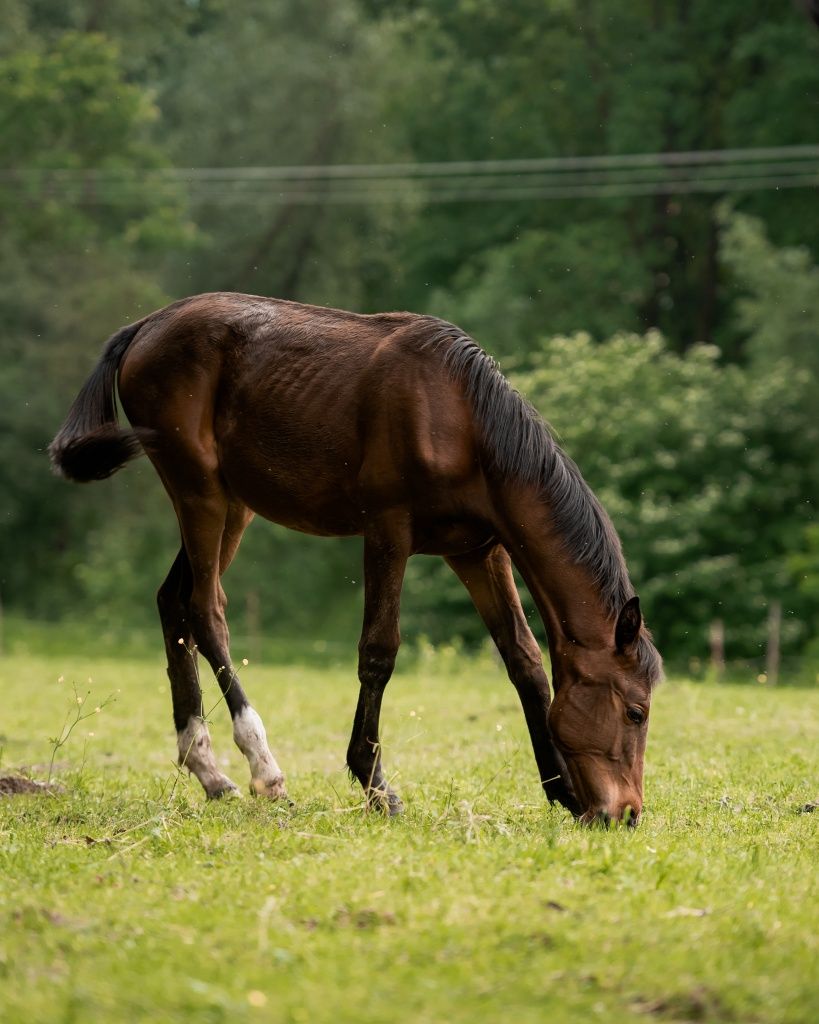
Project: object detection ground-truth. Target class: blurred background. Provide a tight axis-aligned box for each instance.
[1,0,817,678]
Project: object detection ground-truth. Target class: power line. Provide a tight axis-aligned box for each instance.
[43,158,819,191]
[3,144,819,181]
[28,174,813,205]
[2,146,817,203]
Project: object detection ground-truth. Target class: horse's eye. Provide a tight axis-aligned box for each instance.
[627,706,646,725]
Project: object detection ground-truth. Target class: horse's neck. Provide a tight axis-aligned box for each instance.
[496,486,613,656]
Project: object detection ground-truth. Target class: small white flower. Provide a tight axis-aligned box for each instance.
[57,675,64,684]
[242,658,249,666]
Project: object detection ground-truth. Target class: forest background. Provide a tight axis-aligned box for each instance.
[2,0,818,675]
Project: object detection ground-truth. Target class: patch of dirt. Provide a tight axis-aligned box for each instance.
[632,986,739,1022]
[0,775,63,797]
[332,906,397,930]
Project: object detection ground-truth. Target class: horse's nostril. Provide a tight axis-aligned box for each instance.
[623,806,641,828]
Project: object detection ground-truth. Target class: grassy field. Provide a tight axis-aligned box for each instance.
[0,641,817,1024]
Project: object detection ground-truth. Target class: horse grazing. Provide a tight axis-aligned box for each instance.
[49,292,662,826]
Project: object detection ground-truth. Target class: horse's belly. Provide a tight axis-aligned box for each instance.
[218,430,496,549]
[219,440,364,536]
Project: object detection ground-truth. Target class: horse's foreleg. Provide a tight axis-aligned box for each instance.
[445,544,581,816]
[158,547,239,799]
[347,523,410,815]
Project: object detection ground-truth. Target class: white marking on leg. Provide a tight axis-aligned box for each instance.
[177,717,239,799]
[232,705,286,799]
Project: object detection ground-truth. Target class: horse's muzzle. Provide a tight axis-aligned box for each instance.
[581,805,641,829]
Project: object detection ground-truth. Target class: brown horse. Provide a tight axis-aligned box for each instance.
[49,292,662,825]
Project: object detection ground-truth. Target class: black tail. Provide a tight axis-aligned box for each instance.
[48,319,147,482]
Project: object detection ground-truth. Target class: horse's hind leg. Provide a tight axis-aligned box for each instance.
[217,501,287,799]
[149,421,285,801]
[157,547,239,799]
[445,544,580,816]
[174,485,286,799]
[346,521,410,815]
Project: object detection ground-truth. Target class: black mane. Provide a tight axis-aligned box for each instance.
[422,318,662,684]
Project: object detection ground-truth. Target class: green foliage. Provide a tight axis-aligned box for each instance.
[1,32,155,167]
[719,206,819,378]
[0,30,192,614]
[0,32,188,250]
[431,224,651,356]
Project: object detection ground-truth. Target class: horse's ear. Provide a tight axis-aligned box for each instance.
[615,596,642,652]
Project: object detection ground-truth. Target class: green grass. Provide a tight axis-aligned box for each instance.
[0,643,817,1024]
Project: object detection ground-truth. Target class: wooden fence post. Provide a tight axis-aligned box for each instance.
[766,599,782,686]
[709,619,725,679]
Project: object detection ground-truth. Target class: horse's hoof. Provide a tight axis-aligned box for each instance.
[249,774,288,800]
[206,779,242,800]
[367,789,403,816]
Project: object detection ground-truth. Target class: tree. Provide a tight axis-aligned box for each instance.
[367,0,819,353]
[719,206,819,379]
[0,32,192,613]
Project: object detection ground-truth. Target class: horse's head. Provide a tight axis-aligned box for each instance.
[548,597,660,827]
